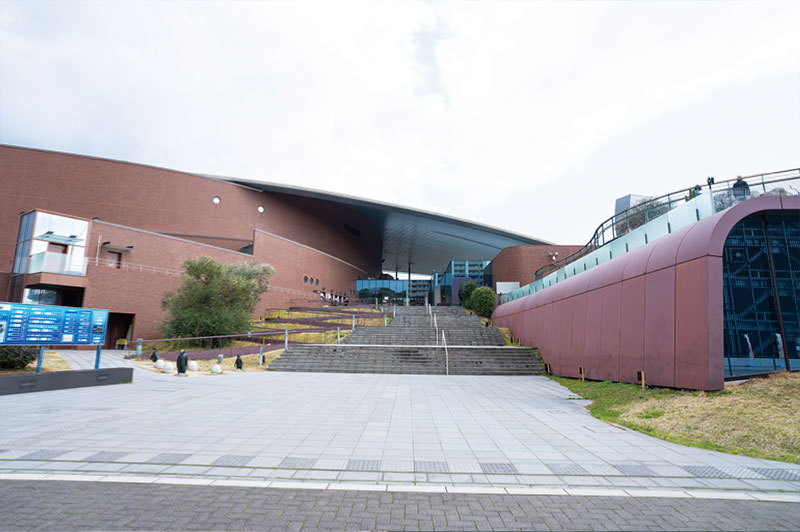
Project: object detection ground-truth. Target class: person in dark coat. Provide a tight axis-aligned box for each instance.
[732,176,750,201]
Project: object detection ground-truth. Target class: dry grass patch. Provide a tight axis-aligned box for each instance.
[324,317,389,327]
[255,322,318,330]
[0,351,72,375]
[619,373,800,463]
[257,330,348,344]
[497,327,520,346]
[553,372,800,463]
[262,310,323,319]
[135,350,283,375]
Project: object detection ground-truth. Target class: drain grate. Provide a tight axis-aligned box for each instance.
[614,464,656,477]
[149,453,192,464]
[480,462,519,474]
[213,455,255,467]
[279,457,316,469]
[414,461,449,473]
[346,459,381,471]
[750,468,800,481]
[19,450,66,461]
[85,451,128,462]
[546,463,588,476]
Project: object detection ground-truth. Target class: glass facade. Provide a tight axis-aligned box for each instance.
[357,280,409,305]
[8,211,89,304]
[436,260,491,305]
[722,212,799,377]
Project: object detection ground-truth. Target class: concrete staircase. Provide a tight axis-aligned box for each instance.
[270,307,544,376]
[341,327,506,346]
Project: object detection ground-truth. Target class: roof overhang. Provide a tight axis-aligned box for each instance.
[210,176,551,275]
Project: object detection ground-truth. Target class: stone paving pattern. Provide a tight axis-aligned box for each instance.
[2,479,799,531]
[2,360,799,498]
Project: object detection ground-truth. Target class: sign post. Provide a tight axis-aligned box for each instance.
[35,346,45,374]
[0,303,109,371]
[94,344,103,370]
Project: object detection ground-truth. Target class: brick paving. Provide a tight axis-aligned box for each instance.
[1,479,798,531]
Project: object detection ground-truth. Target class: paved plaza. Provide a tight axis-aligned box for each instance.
[1,351,799,503]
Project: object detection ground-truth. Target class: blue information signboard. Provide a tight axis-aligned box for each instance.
[0,302,108,346]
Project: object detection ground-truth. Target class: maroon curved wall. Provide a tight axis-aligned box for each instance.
[492,196,800,390]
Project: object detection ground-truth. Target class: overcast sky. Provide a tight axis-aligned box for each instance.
[1,0,798,245]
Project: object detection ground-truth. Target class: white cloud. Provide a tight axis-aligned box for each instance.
[1,0,798,244]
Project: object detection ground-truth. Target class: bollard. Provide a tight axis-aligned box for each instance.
[135,338,143,358]
[94,344,102,370]
[284,329,288,350]
[35,346,45,374]
[384,315,387,327]
[393,305,396,318]
[217,354,224,365]
[351,314,355,330]
[259,345,264,366]
[337,327,340,343]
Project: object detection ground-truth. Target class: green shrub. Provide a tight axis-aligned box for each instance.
[471,286,497,318]
[0,346,39,370]
[459,280,478,309]
[613,197,671,235]
[160,257,273,348]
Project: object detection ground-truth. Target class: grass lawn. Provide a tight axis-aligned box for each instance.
[0,351,72,375]
[551,372,800,464]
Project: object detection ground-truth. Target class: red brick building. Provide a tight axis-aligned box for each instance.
[1,145,552,345]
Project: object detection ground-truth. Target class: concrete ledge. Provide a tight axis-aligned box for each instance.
[0,368,133,395]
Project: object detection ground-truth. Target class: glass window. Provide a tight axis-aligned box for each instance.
[33,212,88,242]
[17,213,30,242]
[22,288,60,305]
[12,243,24,274]
[723,212,800,377]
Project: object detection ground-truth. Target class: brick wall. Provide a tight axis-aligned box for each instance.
[490,244,583,290]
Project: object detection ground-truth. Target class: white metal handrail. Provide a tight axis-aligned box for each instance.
[442,330,449,376]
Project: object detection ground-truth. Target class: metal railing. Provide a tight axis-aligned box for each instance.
[89,256,182,276]
[534,169,799,281]
[500,169,799,305]
[442,330,449,376]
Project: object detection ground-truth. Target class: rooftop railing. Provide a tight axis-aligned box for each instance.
[499,169,800,305]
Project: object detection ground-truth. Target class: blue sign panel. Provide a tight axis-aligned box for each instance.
[0,303,108,346]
